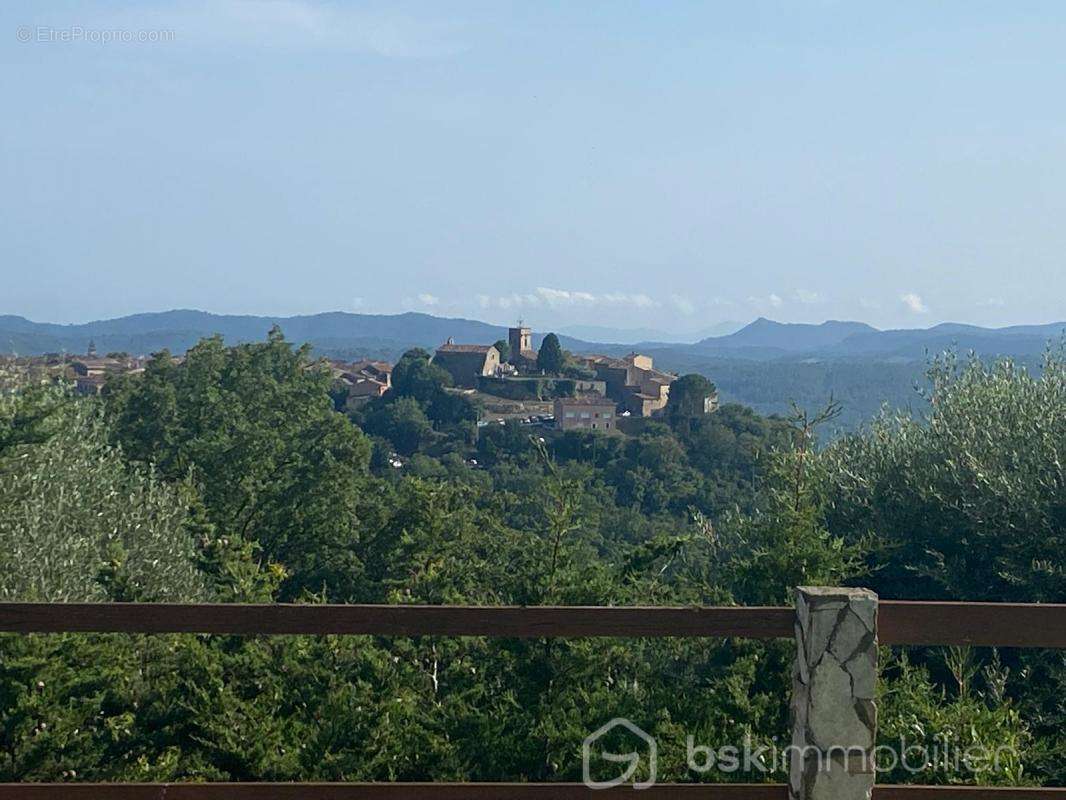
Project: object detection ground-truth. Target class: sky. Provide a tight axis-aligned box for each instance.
[3,1,1066,334]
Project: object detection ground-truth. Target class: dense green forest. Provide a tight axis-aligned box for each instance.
[1,329,1063,785]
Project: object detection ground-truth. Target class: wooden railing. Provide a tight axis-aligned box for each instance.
[2,601,1065,647]
[1,598,1064,799]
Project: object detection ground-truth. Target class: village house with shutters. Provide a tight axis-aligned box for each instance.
[553,395,616,431]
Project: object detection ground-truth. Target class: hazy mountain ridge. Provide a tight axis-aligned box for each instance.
[3,310,1062,363]
[693,317,1066,360]
[0,310,509,358]
[696,318,878,351]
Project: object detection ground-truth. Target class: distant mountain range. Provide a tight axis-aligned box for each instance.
[3,310,1060,363]
[691,317,1066,361]
[0,310,750,355]
[3,310,1063,431]
[0,310,510,361]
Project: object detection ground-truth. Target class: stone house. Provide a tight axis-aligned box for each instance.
[70,356,143,395]
[74,373,108,396]
[70,357,127,378]
[346,375,388,399]
[348,360,392,385]
[576,352,676,416]
[329,359,393,411]
[433,341,501,388]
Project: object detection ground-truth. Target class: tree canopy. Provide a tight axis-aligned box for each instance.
[103,327,372,599]
[1,337,1061,785]
[665,373,717,419]
[536,333,565,373]
[390,347,453,403]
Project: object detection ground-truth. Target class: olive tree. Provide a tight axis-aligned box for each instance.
[0,383,205,601]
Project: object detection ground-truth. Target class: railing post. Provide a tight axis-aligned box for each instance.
[790,586,878,800]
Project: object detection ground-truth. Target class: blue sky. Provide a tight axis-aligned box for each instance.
[3,1,1066,333]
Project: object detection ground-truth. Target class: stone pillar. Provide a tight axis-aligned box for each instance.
[790,587,878,800]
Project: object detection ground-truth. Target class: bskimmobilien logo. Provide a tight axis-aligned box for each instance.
[582,717,657,790]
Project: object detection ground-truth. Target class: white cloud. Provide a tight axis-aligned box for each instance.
[351,296,365,309]
[535,287,597,306]
[670,295,696,315]
[474,287,660,311]
[900,292,929,314]
[794,289,824,304]
[414,287,668,316]
[748,293,784,309]
[978,297,1006,308]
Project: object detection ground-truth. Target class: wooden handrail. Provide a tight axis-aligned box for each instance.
[0,603,795,639]
[1,601,1064,647]
[880,600,1066,648]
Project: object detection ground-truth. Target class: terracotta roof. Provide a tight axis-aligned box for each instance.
[349,359,392,373]
[437,343,495,354]
[576,354,625,368]
[555,395,616,407]
[72,358,124,370]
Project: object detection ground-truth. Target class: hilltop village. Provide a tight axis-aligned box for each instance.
[330,324,717,433]
[1,341,151,395]
[4,325,718,437]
